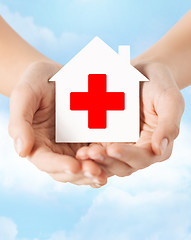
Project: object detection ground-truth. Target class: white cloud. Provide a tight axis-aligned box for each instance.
[69,187,190,240]
[0,3,91,64]
[0,217,18,240]
[1,2,191,240]
[1,110,191,239]
[48,231,68,240]
[44,123,191,240]
[0,112,89,196]
[0,112,51,195]
[0,216,39,240]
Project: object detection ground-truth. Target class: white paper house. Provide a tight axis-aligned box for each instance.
[50,37,149,143]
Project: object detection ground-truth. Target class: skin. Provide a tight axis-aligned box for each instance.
[1,9,191,186]
[77,62,184,177]
[77,10,191,176]
[8,62,108,187]
[0,16,107,188]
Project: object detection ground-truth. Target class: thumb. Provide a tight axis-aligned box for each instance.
[9,84,37,157]
[152,88,185,155]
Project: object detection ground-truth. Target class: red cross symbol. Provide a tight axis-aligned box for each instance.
[70,74,125,129]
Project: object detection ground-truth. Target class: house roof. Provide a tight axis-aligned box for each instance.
[50,37,149,82]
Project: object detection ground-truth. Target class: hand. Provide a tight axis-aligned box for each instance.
[8,61,107,187]
[76,62,185,177]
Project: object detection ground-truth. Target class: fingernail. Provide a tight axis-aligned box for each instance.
[96,155,104,161]
[94,183,102,188]
[109,152,121,159]
[93,178,102,184]
[84,172,94,178]
[15,138,23,156]
[65,170,73,175]
[107,148,121,159]
[160,138,168,155]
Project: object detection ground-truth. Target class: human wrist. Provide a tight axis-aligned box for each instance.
[11,60,62,95]
[131,52,184,90]
[5,58,62,98]
[131,55,181,89]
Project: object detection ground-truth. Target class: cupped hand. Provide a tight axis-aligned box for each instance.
[77,62,185,177]
[8,61,107,187]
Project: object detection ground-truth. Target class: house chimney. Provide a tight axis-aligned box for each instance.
[118,45,130,65]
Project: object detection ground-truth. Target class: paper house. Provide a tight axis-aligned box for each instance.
[50,37,149,143]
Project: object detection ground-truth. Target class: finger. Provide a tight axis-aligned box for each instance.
[82,159,103,177]
[50,168,107,187]
[77,144,105,161]
[75,169,108,186]
[76,146,91,160]
[77,144,134,177]
[90,184,105,189]
[89,144,134,177]
[152,88,185,155]
[106,143,173,170]
[28,146,81,174]
[9,84,38,157]
[49,171,82,183]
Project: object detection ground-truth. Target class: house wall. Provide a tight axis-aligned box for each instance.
[55,79,140,143]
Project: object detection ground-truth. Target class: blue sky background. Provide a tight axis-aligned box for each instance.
[0,1,191,240]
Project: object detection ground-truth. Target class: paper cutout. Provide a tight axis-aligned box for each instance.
[50,37,149,142]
